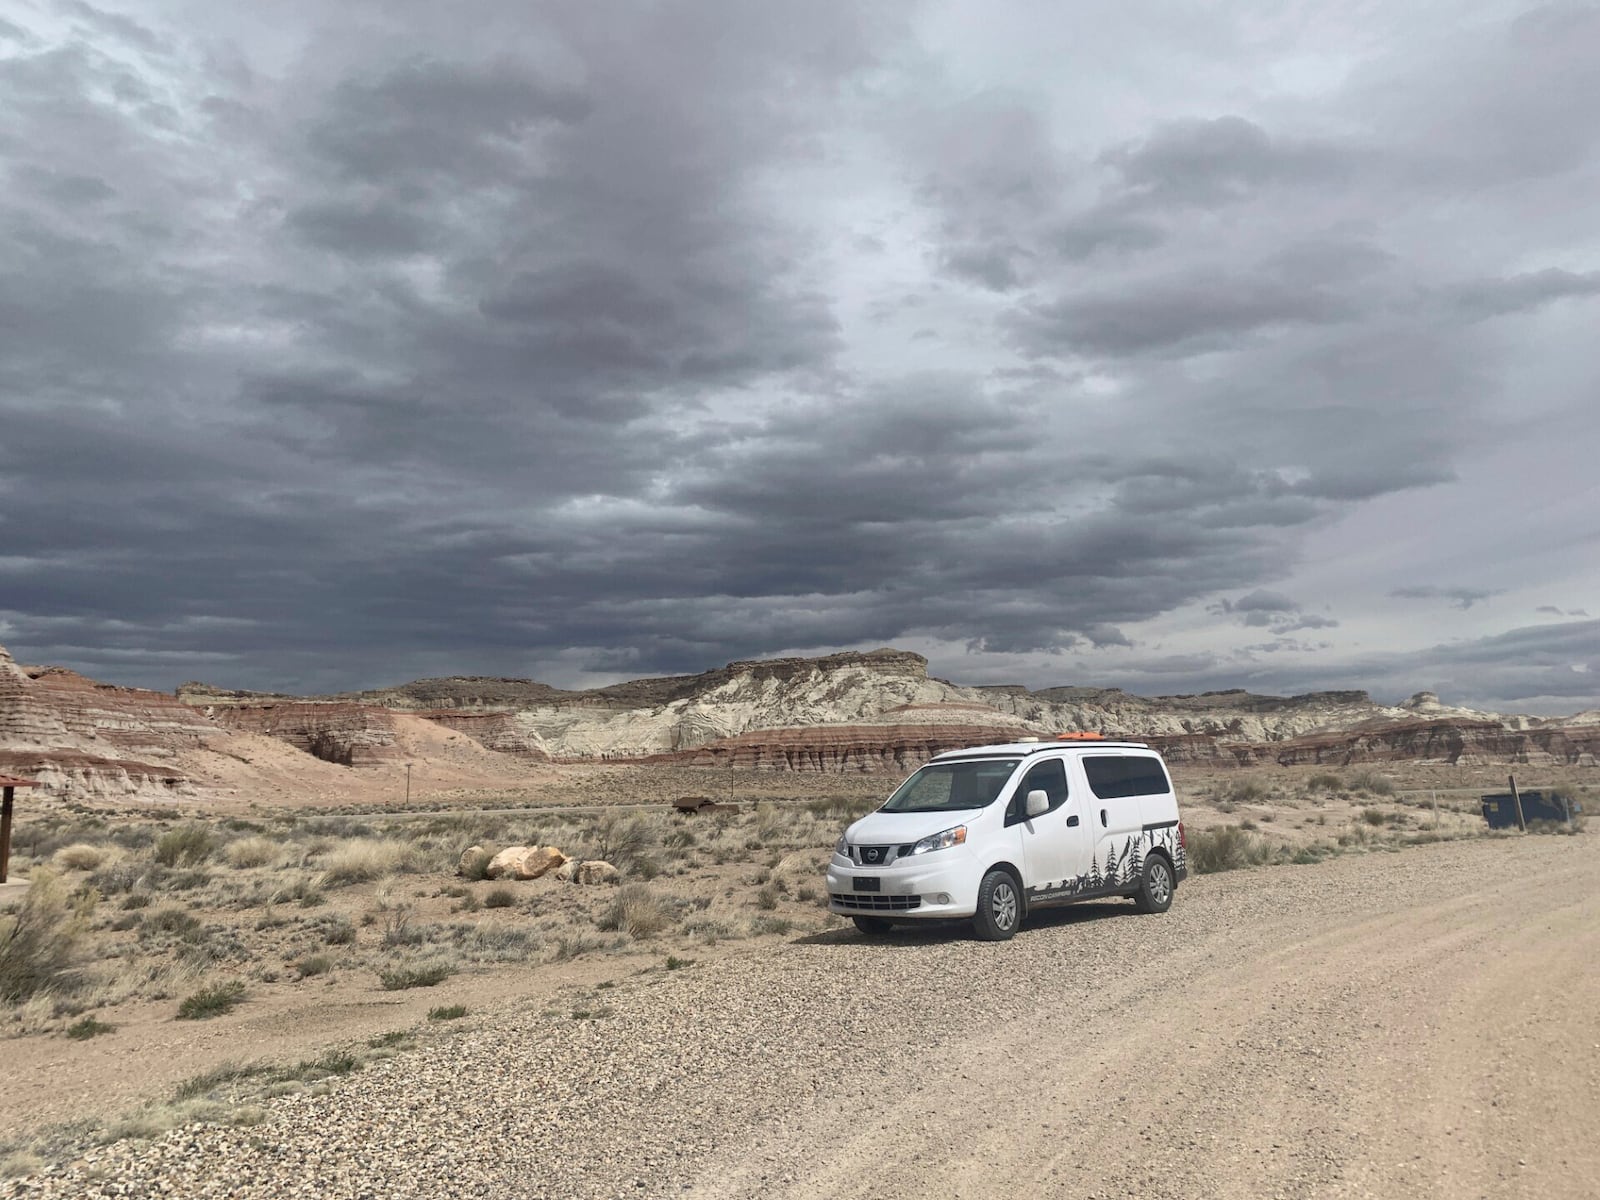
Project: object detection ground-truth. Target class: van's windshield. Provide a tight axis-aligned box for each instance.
[880,758,1021,813]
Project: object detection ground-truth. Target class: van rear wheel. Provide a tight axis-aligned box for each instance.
[972,869,1021,941]
[1134,854,1175,914]
[853,915,893,936]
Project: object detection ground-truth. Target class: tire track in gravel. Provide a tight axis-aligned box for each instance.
[7,836,1596,1200]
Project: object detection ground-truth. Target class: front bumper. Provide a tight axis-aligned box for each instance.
[824,852,979,920]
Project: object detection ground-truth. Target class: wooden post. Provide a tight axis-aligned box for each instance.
[1,786,14,884]
[1508,773,1527,832]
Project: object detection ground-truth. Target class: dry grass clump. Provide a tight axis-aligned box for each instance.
[154,825,215,867]
[1186,826,1276,874]
[176,980,246,1020]
[1345,768,1395,795]
[597,884,673,939]
[52,843,109,871]
[376,959,456,990]
[223,836,280,868]
[320,838,424,885]
[0,870,98,1004]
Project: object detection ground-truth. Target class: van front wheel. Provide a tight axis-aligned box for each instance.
[853,915,893,936]
[972,869,1021,941]
[1134,855,1175,914]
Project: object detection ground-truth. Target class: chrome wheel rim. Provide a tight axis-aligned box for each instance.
[992,881,1018,930]
[1148,863,1172,906]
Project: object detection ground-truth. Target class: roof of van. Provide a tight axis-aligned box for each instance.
[931,739,1152,760]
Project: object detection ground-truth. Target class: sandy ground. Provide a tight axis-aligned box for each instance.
[7,834,1596,1198]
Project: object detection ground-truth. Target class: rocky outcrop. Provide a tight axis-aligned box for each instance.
[200,702,401,766]
[410,710,550,760]
[640,722,1049,773]
[1242,717,1600,768]
[26,666,215,755]
[485,845,566,880]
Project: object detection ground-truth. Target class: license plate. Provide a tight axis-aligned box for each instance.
[852,877,881,893]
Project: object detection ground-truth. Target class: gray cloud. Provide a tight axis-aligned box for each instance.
[1391,586,1501,611]
[0,1,1595,714]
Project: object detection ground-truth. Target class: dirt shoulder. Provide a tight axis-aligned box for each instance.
[7,833,1596,1198]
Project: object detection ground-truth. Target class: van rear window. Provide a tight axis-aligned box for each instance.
[1083,755,1171,799]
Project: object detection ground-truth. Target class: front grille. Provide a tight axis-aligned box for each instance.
[830,893,923,912]
[850,844,918,866]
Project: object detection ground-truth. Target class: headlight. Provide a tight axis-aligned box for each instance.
[910,825,967,855]
[834,833,850,857]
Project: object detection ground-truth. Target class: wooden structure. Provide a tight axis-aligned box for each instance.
[1,774,40,884]
[672,795,736,815]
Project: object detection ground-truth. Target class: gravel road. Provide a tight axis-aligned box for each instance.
[8,835,1597,1199]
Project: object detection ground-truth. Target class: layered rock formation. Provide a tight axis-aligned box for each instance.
[199,702,402,767]
[0,648,196,796]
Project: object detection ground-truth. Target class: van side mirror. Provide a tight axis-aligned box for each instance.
[1025,789,1049,818]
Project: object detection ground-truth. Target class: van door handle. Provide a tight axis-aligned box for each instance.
[1100,809,1108,827]
[1065,814,1079,827]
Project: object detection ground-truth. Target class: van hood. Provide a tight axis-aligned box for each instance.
[847,809,983,845]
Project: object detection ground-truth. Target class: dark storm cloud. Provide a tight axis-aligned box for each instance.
[1,1,1596,710]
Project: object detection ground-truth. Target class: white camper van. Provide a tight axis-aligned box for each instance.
[825,736,1187,940]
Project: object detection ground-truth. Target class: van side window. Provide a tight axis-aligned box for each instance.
[1007,758,1068,825]
[1083,754,1172,799]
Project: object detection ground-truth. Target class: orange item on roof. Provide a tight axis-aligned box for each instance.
[1055,731,1105,741]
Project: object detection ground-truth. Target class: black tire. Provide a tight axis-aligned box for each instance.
[1133,854,1176,914]
[972,869,1022,941]
[853,915,893,936]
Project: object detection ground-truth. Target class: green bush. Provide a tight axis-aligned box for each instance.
[427,1004,468,1021]
[65,1015,116,1040]
[0,870,97,1003]
[377,960,455,991]
[177,980,247,1020]
[483,886,517,909]
[154,825,215,867]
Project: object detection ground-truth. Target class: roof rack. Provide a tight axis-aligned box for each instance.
[1055,731,1105,740]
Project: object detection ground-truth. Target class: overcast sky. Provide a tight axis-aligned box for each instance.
[1,1,1596,713]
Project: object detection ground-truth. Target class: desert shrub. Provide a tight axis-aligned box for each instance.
[428,1004,468,1021]
[65,1015,116,1040]
[1307,773,1344,792]
[748,914,793,936]
[294,954,333,979]
[154,825,215,868]
[483,886,517,909]
[755,883,780,910]
[89,860,155,896]
[1185,826,1273,874]
[597,884,672,939]
[176,980,246,1020]
[321,839,421,886]
[318,916,356,946]
[1346,769,1395,795]
[142,906,202,938]
[458,850,494,882]
[1215,778,1270,806]
[223,837,279,869]
[53,843,108,871]
[376,960,455,990]
[589,813,657,872]
[164,870,211,892]
[380,909,427,948]
[665,955,694,970]
[1360,807,1389,827]
[172,1061,272,1101]
[0,870,98,1003]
